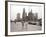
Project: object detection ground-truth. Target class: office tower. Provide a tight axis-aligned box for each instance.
[22,8,27,21]
[28,9,33,21]
[17,13,20,20]
[34,13,38,21]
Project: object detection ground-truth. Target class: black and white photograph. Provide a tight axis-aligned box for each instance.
[5,1,45,35]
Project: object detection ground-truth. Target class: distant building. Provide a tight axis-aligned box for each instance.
[17,13,20,21]
[28,9,34,21]
[28,9,38,22]
[33,13,38,22]
[35,13,38,21]
[22,8,27,21]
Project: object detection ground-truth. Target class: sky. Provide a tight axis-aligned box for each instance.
[8,2,44,21]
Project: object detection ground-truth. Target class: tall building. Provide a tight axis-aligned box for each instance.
[35,13,38,19]
[28,9,33,21]
[34,13,38,21]
[22,8,27,21]
[33,13,38,21]
[22,8,25,19]
[17,13,20,20]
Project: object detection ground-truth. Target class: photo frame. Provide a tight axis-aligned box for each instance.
[5,1,45,36]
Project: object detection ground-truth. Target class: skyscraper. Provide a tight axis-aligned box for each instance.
[22,8,27,21]
[28,9,33,21]
[22,8,25,19]
[17,13,20,20]
[34,13,38,21]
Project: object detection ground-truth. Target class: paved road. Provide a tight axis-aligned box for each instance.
[10,22,42,32]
